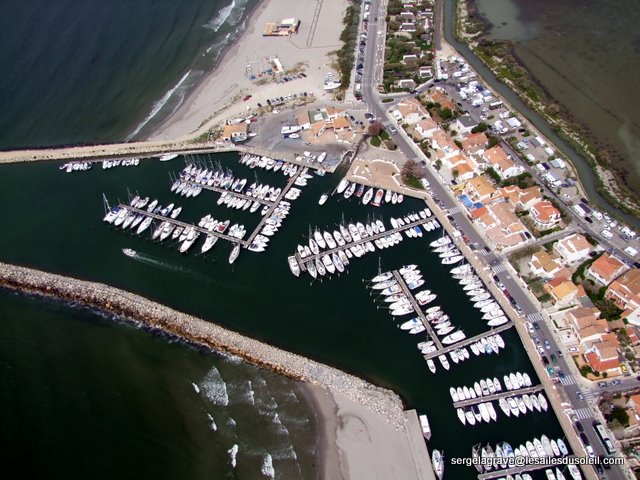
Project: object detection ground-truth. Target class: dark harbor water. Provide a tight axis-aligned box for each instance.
[0,288,319,480]
[0,0,257,150]
[474,0,640,192]
[0,154,567,479]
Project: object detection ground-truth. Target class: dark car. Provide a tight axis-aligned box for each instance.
[542,356,549,365]
[575,421,584,432]
[581,197,589,204]
[585,217,593,224]
[612,379,622,386]
[533,323,540,331]
[579,432,589,445]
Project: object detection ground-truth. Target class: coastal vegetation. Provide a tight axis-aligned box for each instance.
[454,0,640,218]
[333,0,362,92]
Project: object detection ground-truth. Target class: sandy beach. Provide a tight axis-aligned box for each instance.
[304,383,423,480]
[151,0,350,141]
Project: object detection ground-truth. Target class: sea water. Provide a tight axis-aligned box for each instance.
[0,0,257,149]
[0,154,567,478]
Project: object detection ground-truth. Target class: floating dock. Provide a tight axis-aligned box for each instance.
[116,204,248,246]
[452,385,545,408]
[296,216,438,270]
[179,179,276,207]
[477,462,557,480]
[392,270,444,351]
[421,322,514,360]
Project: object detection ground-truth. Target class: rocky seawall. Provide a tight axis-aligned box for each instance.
[0,262,406,429]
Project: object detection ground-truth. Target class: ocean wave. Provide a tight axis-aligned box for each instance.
[228,379,255,405]
[228,444,239,468]
[205,0,236,32]
[207,413,217,432]
[125,70,191,140]
[201,366,229,406]
[261,454,275,478]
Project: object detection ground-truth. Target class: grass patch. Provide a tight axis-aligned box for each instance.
[381,130,390,140]
[403,175,424,190]
[370,136,382,147]
[382,98,394,103]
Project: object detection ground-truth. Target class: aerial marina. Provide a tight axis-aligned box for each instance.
[81,147,570,479]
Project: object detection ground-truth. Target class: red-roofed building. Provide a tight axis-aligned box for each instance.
[585,333,621,374]
[530,200,561,228]
[607,268,640,311]
[483,146,523,179]
[587,253,628,286]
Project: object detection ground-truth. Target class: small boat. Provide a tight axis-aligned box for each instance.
[431,450,444,480]
[122,248,136,257]
[557,438,568,456]
[362,187,374,205]
[159,153,179,161]
[567,465,581,480]
[318,193,329,205]
[438,354,450,370]
[229,244,240,264]
[419,414,431,440]
[336,179,349,194]
[288,256,300,277]
[427,359,436,373]
[372,189,384,207]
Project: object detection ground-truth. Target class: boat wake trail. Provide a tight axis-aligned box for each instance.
[124,251,210,281]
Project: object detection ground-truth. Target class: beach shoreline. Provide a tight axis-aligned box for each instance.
[148,0,350,142]
[145,0,267,141]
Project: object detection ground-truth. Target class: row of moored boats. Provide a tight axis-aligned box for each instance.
[330,180,405,206]
[288,209,437,278]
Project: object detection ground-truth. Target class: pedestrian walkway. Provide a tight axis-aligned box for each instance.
[526,312,544,322]
[447,205,464,214]
[574,407,593,420]
[559,375,577,386]
[583,390,599,403]
[491,263,508,274]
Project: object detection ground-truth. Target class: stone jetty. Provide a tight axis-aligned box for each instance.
[0,262,405,429]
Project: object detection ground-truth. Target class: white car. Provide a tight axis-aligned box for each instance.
[585,445,595,458]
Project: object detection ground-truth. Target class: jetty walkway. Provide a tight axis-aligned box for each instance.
[422,322,514,360]
[453,385,545,408]
[0,262,406,429]
[0,141,341,173]
[393,270,443,350]
[296,216,438,270]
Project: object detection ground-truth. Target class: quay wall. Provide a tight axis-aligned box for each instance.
[0,262,405,429]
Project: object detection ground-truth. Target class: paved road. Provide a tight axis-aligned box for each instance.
[360,1,626,478]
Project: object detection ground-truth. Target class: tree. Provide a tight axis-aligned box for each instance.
[434,159,442,171]
[401,159,427,180]
[452,169,459,178]
[471,122,488,133]
[367,121,384,137]
[608,406,629,427]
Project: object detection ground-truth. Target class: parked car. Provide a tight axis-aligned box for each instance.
[612,379,622,386]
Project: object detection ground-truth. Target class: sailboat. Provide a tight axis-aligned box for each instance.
[229,244,240,264]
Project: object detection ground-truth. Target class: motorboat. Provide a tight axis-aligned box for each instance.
[372,188,384,207]
[362,187,374,205]
[318,193,329,205]
[288,256,301,277]
[229,244,240,264]
[431,450,444,480]
[442,330,466,344]
[419,414,432,440]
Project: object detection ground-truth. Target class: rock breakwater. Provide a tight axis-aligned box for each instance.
[0,262,406,429]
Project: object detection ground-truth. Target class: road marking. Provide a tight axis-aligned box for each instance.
[560,375,576,386]
[491,264,507,274]
[447,206,463,214]
[526,312,543,322]
[574,408,593,420]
